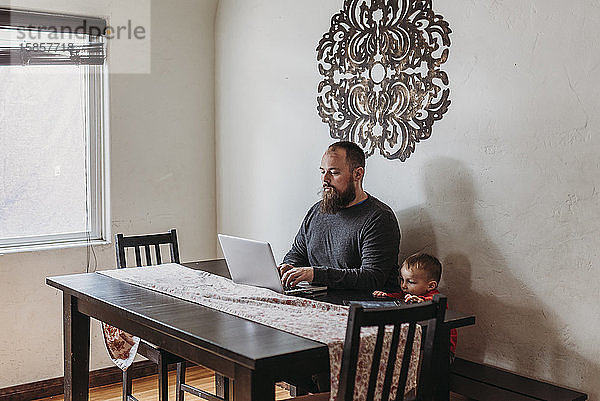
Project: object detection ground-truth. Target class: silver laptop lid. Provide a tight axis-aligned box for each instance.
[217,234,285,293]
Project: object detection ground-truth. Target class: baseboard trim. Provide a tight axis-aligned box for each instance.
[0,360,176,401]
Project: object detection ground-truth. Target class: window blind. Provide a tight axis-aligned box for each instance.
[0,8,106,66]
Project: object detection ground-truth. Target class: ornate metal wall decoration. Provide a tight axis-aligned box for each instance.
[317,0,451,161]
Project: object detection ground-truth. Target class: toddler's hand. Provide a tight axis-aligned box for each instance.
[404,294,425,303]
[372,290,388,298]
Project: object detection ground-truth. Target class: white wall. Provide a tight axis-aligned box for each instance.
[0,0,218,387]
[216,0,600,399]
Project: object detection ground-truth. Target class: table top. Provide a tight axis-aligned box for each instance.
[47,258,474,371]
[46,271,329,373]
[184,259,476,330]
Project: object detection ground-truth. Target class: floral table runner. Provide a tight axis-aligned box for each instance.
[99,263,419,400]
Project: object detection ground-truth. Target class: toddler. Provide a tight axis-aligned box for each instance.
[373,252,457,355]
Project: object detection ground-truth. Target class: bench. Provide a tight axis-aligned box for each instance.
[449,357,587,401]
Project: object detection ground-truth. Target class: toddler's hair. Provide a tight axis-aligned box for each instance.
[403,252,442,283]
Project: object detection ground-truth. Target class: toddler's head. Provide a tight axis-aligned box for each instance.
[400,253,442,296]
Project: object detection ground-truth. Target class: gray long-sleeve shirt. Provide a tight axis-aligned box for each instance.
[282,194,400,290]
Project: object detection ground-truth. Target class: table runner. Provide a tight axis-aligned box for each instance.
[99,263,420,400]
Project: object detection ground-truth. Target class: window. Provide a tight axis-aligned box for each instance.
[0,9,109,252]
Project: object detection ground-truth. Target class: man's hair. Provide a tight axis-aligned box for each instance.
[328,141,365,171]
[403,252,442,283]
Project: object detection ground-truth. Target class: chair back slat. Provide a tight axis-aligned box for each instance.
[143,245,151,265]
[380,323,402,400]
[115,229,180,268]
[337,296,447,401]
[365,324,386,400]
[155,244,162,264]
[134,246,142,266]
[395,322,417,401]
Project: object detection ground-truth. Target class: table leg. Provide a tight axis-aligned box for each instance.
[234,365,274,401]
[63,294,90,401]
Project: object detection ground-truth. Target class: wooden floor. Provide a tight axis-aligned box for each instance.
[34,366,290,401]
[33,365,467,401]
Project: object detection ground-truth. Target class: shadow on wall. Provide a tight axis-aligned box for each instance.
[395,157,597,398]
[396,204,438,261]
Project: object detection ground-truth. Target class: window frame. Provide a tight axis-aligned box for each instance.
[0,9,110,254]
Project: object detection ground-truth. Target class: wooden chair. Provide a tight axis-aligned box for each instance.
[115,229,230,401]
[289,295,447,401]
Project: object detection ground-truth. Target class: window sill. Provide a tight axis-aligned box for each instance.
[0,239,111,255]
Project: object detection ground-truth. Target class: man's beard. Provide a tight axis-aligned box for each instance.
[320,183,356,214]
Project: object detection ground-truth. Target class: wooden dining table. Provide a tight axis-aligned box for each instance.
[46,258,475,401]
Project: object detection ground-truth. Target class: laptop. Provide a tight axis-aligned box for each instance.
[217,234,328,295]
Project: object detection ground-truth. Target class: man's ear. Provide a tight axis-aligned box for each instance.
[427,280,438,292]
[353,167,364,181]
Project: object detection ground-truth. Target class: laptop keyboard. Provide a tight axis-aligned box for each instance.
[283,283,328,295]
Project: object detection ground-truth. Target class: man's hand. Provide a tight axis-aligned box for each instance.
[279,263,295,275]
[404,294,425,303]
[279,264,314,288]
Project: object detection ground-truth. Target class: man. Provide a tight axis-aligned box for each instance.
[280,141,401,290]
